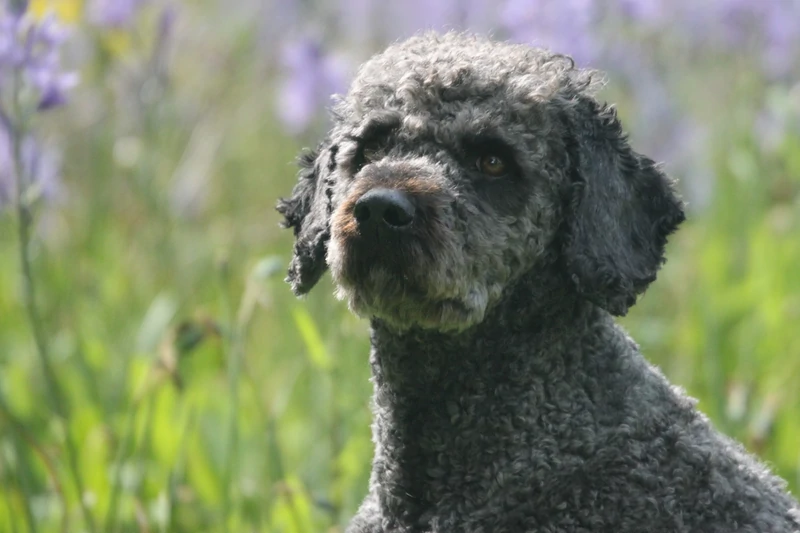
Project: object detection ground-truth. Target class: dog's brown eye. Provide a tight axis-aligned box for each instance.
[363,145,380,163]
[355,141,384,172]
[477,154,507,177]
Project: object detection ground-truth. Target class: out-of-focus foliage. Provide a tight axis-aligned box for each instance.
[0,0,798,532]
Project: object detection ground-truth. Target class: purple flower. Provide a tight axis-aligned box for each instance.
[0,7,77,111]
[0,8,25,67]
[612,0,800,76]
[501,0,599,65]
[276,36,352,135]
[616,0,664,23]
[87,0,148,29]
[0,122,62,209]
[597,44,712,206]
[157,4,177,45]
[0,126,11,207]
[668,1,763,48]
[761,0,800,78]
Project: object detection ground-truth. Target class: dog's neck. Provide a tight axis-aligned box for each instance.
[366,267,615,528]
[369,268,595,395]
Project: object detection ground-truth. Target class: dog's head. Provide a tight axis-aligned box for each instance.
[277,32,684,331]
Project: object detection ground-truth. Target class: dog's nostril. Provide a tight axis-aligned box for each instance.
[383,204,413,227]
[354,188,416,229]
[354,202,372,223]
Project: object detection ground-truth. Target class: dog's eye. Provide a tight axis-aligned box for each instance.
[477,154,507,177]
[363,143,382,163]
[354,140,385,172]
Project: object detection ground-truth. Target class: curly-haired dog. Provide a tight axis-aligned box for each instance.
[277,32,800,533]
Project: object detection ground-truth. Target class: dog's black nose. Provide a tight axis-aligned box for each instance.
[354,188,415,229]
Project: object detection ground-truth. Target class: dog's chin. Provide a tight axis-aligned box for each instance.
[332,273,489,332]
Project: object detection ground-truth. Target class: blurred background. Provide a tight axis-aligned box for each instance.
[0,0,799,531]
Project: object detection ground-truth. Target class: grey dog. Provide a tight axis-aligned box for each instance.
[277,32,800,533]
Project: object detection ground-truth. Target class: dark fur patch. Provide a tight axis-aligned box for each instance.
[454,134,531,217]
[275,147,319,234]
[275,143,332,295]
[561,98,685,315]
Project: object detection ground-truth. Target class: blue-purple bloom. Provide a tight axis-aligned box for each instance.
[760,0,800,78]
[0,2,73,209]
[607,0,800,77]
[501,0,599,66]
[0,122,61,209]
[0,4,78,111]
[616,0,663,23]
[156,4,177,45]
[277,36,352,135]
[87,0,148,29]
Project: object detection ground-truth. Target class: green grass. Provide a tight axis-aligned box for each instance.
[1,7,799,532]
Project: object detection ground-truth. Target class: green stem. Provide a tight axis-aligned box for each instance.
[9,73,98,533]
[219,279,242,533]
[2,477,22,533]
[103,396,140,533]
[328,363,343,523]
[0,391,68,533]
[266,417,307,533]
[1,430,36,533]
[165,405,197,533]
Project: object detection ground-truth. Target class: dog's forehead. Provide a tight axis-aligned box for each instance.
[352,33,546,88]
[337,34,585,136]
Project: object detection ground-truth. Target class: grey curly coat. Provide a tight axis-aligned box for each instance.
[277,32,800,533]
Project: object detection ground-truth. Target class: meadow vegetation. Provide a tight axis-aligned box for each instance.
[0,1,798,531]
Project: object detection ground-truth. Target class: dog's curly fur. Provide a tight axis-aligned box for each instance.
[277,32,800,532]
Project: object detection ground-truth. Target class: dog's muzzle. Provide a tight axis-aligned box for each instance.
[330,174,449,299]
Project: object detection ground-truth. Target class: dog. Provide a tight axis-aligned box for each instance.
[278,32,800,533]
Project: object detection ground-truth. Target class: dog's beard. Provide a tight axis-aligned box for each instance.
[336,278,488,332]
[329,240,489,331]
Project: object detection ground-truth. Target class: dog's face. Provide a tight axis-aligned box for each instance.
[326,105,559,330]
[278,33,685,331]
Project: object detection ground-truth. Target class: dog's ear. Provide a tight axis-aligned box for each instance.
[276,143,334,295]
[561,97,685,316]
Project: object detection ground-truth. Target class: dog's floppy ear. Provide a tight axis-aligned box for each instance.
[276,143,334,295]
[562,97,685,316]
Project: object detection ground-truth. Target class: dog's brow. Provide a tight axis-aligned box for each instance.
[352,112,401,142]
[461,131,519,159]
